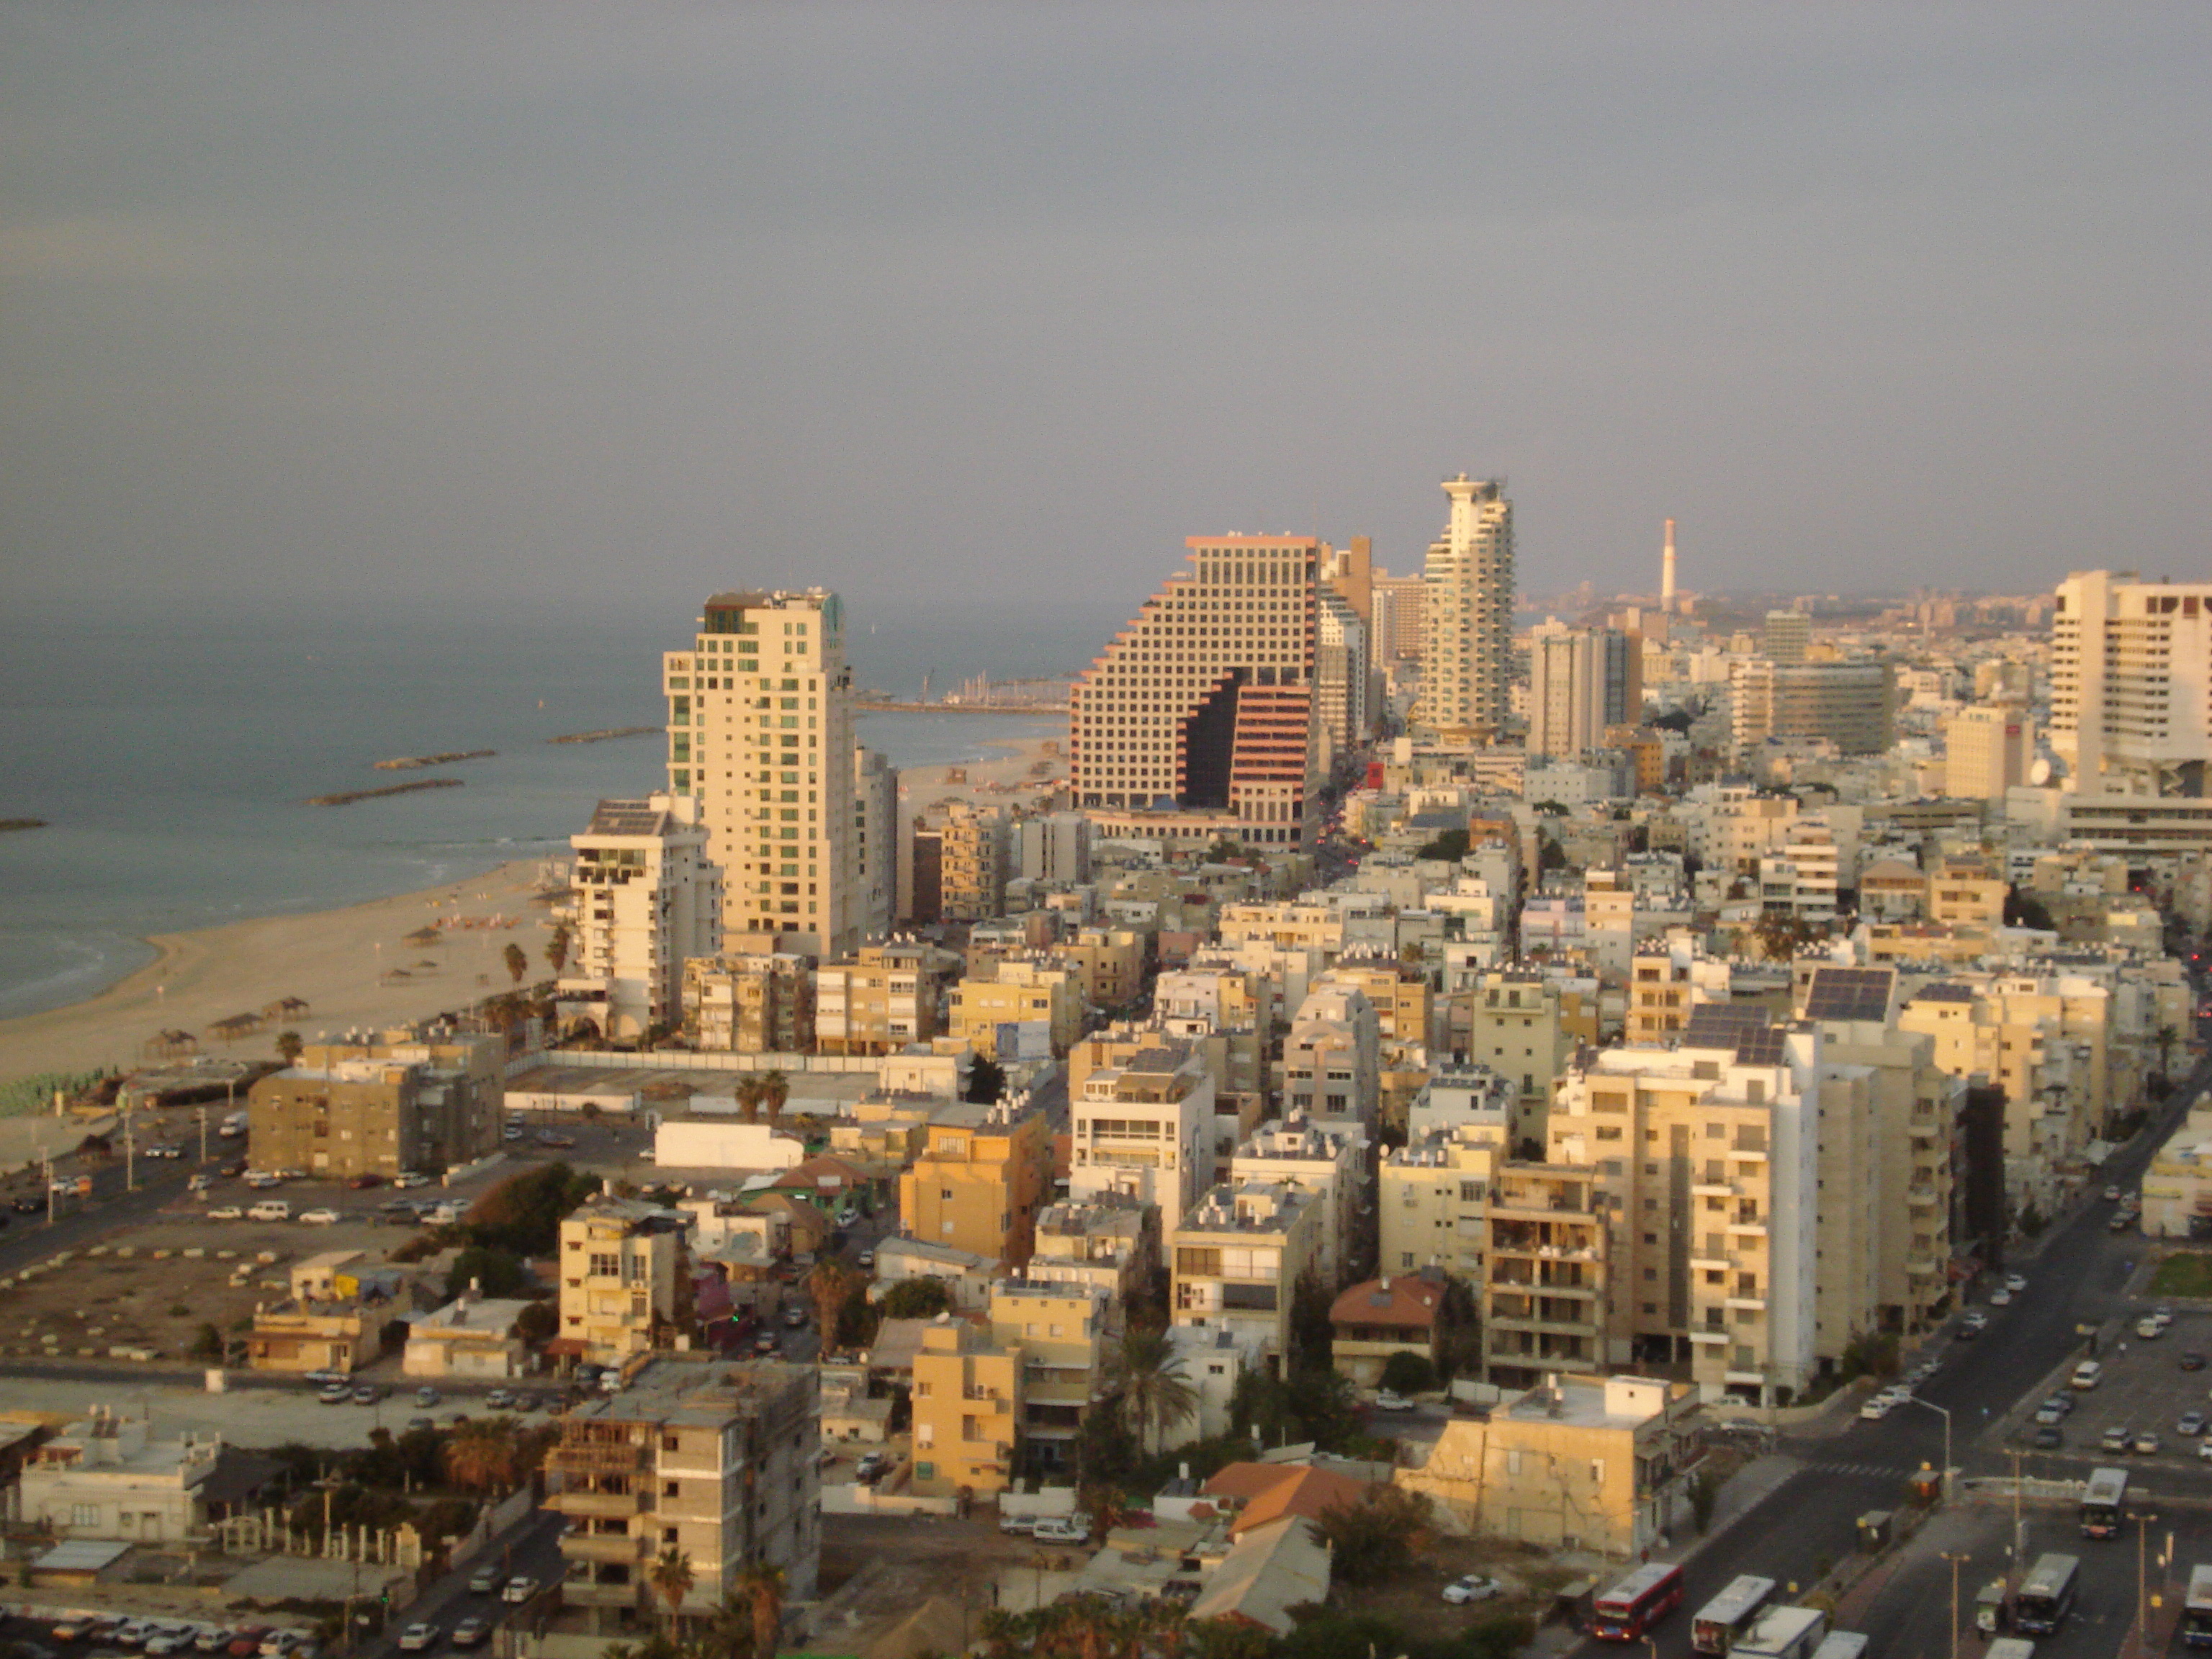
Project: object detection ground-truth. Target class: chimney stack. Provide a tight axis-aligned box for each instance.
[1660,519,1678,613]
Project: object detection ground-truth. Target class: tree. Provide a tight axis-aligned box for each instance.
[442,1421,519,1493]
[1185,1619,1274,1659]
[1311,1484,1432,1586]
[1531,799,1571,817]
[446,1245,529,1299]
[2003,886,2056,932]
[503,942,529,984]
[732,1563,787,1659]
[2156,1023,2180,1083]
[807,1259,858,1352]
[189,1322,225,1361]
[878,1277,954,1319]
[511,1300,559,1344]
[276,1030,304,1066]
[648,1547,696,1632]
[758,1071,790,1128]
[1377,1351,1439,1395]
[1105,1328,1199,1455]
[546,922,572,976]
[966,1056,1007,1105]
[1414,828,1470,863]
[735,1074,765,1125]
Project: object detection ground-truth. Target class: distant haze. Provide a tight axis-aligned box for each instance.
[4,2,2207,624]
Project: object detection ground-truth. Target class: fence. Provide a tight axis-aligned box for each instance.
[504,1048,881,1080]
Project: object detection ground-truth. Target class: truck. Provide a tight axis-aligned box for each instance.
[1732,1606,1830,1659]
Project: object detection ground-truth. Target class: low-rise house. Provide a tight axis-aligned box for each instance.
[19,1410,221,1543]
[1328,1274,1445,1388]
[1183,1515,1332,1637]
[403,1293,534,1378]
[818,1360,893,1444]
[868,1238,998,1313]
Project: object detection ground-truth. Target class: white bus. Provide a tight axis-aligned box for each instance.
[1733,1607,1829,1659]
[2182,1564,2212,1648]
[2081,1467,2128,1539]
[1812,1634,1870,1659]
[1694,1576,1780,1655]
[2015,1555,2080,1636]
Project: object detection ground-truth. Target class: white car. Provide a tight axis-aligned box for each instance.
[1442,1575,1502,1604]
[246,1200,292,1222]
[395,1624,439,1653]
[392,1171,430,1189]
[1989,1287,2013,1307]
[1033,1516,1092,1546]
[206,1205,244,1221]
[1860,1395,1895,1421]
[2005,1273,2028,1293]
[1372,1390,1416,1411]
[297,1208,341,1226]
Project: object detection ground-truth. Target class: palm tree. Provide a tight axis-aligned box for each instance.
[1105,1328,1197,1455]
[758,1071,790,1128]
[546,922,572,976]
[275,1030,304,1066]
[2157,1022,2180,1082]
[503,941,529,984]
[731,1562,786,1659]
[696,1594,755,1659]
[441,1420,517,1493]
[735,1074,765,1125]
[648,1546,695,1632]
[806,1259,857,1353]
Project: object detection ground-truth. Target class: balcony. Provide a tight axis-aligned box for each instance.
[562,1532,648,1565]
[1726,1218,1767,1236]
[1686,1328,1730,1345]
[561,1578,639,1611]
[549,1487,654,1519]
[1691,1181,1739,1198]
[1487,1313,1600,1339]
[548,1440,649,1475]
[1907,1186,1938,1209]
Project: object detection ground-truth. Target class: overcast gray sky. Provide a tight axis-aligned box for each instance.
[4,2,2207,624]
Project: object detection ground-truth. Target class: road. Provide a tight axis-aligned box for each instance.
[359,1510,567,1659]
[1573,1048,2212,1659]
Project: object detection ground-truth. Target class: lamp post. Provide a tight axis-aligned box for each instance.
[1940,1551,1971,1659]
[1907,1395,1954,1503]
[2137,1510,2162,1659]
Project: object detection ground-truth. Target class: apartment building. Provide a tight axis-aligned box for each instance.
[909,1318,1022,1498]
[1946,703,2033,802]
[557,795,721,1041]
[895,1104,1054,1269]
[1018,811,1093,884]
[1025,1194,1157,1317]
[946,958,1085,1059]
[682,952,815,1053]
[1329,1274,1445,1388]
[1281,984,1382,1128]
[1051,926,1148,1013]
[816,940,952,1056]
[248,1032,503,1180]
[663,588,858,958]
[930,801,1012,922]
[1446,971,1596,1136]
[1380,1123,1506,1282]
[1418,476,1515,743]
[557,1197,687,1365]
[1316,587,1371,754]
[1071,534,1321,850]
[1527,621,1642,762]
[1069,1045,1215,1227]
[987,1280,1109,1474]
[544,1356,819,1629]
[1314,955,1434,1050]
[1229,1115,1365,1288]
[1169,1181,1321,1367]
[2051,570,2212,799]
[854,746,898,943]
[1370,570,1428,665]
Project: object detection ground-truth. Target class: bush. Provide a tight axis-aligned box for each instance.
[878,1277,953,1319]
[1378,1351,1439,1395]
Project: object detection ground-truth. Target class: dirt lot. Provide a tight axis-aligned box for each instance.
[1336,1534,1572,1647]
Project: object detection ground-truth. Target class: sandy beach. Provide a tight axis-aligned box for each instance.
[0,860,557,1085]
[897,733,1066,819]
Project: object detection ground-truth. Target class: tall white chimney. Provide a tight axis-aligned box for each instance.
[1660,519,1678,613]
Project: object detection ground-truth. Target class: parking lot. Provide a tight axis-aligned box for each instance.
[2001,1281,2212,1473]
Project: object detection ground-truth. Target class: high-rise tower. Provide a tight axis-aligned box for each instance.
[1069,536,1321,849]
[662,590,860,958]
[1416,476,1514,742]
[1660,518,1678,613]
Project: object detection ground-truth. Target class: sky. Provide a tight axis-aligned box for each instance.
[4,1,2208,634]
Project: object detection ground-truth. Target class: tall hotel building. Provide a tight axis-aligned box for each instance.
[1417,476,1515,743]
[1071,536,1321,850]
[663,590,860,959]
[2052,570,2212,799]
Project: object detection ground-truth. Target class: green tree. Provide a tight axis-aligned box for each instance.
[511,1300,559,1344]
[546,922,572,976]
[878,1277,954,1320]
[442,1420,519,1493]
[1105,1328,1199,1455]
[1414,828,1470,863]
[735,1074,765,1125]
[732,1563,786,1659]
[648,1547,696,1632]
[1377,1351,1439,1395]
[189,1322,225,1361]
[1310,1484,1432,1586]
[966,1055,1007,1105]
[758,1071,790,1128]
[446,1245,529,1299]
[806,1259,858,1352]
[1185,1619,1275,1659]
[502,941,529,984]
[276,1030,304,1066]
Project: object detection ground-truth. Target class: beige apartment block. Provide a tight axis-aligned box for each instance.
[1051,926,1148,1013]
[557,1197,687,1365]
[896,1106,1054,1269]
[545,1356,819,1628]
[987,1280,1108,1475]
[910,1318,1022,1498]
[947,958,1085,1059]
[664,589,859,959]
[2052,570,2212,799]
[1418,477,1515,743]
[1447,971,1596,1136]
[816,940,950,1056]
[1169,1181,1321,1367]
[1069,1044,1215,1228]
[1316,956,1434,1049]
[932,801,1012,922]
[1480,1162,1610,1388]
[1380,1123,1506,1283]
[1945,703,2033,801]
[681,951,815,1053]
[1026,1195,1157,1317]
[1397,1374,1701,1557]
[1925,860,2008,928]
[1229,1115,1364,1289]
[557,794,721,1042]
[1281,984,1382,1129]
[248,1030,503,1180]
[1071,534,1322,850]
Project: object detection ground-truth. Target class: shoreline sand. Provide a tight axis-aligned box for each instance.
[897,734,1066,819]
[0,860,557,1084]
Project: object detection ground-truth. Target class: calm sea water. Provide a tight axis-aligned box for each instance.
[0,597,1103,1022]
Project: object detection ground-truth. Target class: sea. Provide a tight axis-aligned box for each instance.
[0,595,1115,1024]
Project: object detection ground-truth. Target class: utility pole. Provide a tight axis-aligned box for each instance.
[2139,1510,2162,1659]
[2008,1447,2026,1583]
[198,1105,210,1165]
[41,1148,53,1227]
[124,1105,136,1192]
[1941,1550,1970,1659]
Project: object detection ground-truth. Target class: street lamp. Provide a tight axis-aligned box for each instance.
[1905,1395,1953,1503]
[2136,1511,2162,1659]
[1939,1551,1970,1659]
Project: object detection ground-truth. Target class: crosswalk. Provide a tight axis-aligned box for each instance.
[1807,1461,1916,1479]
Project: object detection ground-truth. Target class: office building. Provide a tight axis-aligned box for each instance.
[1944,704,2033,803]
[1315,588,1370,754]
[557,795,721,1040]
[545,1356,819,1627]
[1418,477,1515,743]
[1761,611,1811,666]
[854,746,897,941]
[1527,622,1643,761]
[1371,572,1428,665]
[2051,570,2212,798]
[1730,659,1894,758]
[1070,535,1321,850]
[663,589,858,958]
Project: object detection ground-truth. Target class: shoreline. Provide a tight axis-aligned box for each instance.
[0,859,557,1085]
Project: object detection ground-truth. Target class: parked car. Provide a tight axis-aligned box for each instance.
[2105,1184,2125,1201]
[467,1568,504,1596]
[192,1630,233,1654]
[2184,1352,2208,1372]
[2033,1401,2067,1426]
[2136,1430,2164,1455]
[406,1416,435,1433]
[207,1205,244,1221]
[415,1385,441,1407]
[486,1388,514,1410]
[146,1628,203,1655]
[1033,1517,1092,1547]
[351,1384,382,1405]
[223,1630,270,1657]
[317,1383,351,1405]
[500,1126,525,1142]
[2138,1316,2166,1339]
[783,1306,807,1328]
[297,1208,341,1226]
[392,1171,430,1189]
[346,1174,384,1190]
[246,1200,291,1222]
[1989,1287,2013,1307]
[448,1622,493,1652]
[500,1577,539,1606]
[753,1328,778,1354]
[856,1250,875,1270]
[855,1451,889,1485]
[2179,1410,2207,1437]
[1000,1511,1037,1535]
[2102,1424,2134,1451]
[2033,1425,2064,1449]
[1442,1575,1503,1606]
[2005,1272,2028,1293]
[395,1626,439,1653]
[1372,1390,1415,1411]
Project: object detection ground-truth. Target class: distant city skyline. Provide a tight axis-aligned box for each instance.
[6,5,2207,617]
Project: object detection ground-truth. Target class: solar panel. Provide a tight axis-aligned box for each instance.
[589,799,666,836]
[1734,1028,1789,1067]
[1682,1004,1773,1051]
[1804,966,1896,1023]
[1909,981,1976,1004]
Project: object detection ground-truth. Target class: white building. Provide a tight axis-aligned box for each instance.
[1418,476,1515,743]
[2051,570,2212,799]
[1069,1046,1215,1228]
[1228,1115,1365,1288]
[19,1410,221,1543]
[654,1119,807,1172]
[664,589,860,958]
[1527,621,1641,762]
[557,795,721,1041]
[1019,811,1094,884]
[854,746,898,943]
[1282,984,1382,1128]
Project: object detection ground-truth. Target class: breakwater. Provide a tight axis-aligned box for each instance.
[307,778,466,807]
[374,749,496,770]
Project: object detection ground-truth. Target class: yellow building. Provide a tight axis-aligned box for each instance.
[896,1108,1053,1269]
[1925,859,2008,929]
[682,952,816,1053]
[1051,927,1148,1014]
[986,1280,1107,1475]
[1315,958,1434,1048]
[946,958,1085,1059]
[1445,970,1599,1133]
[817,941,952,1056]
[910,1318,1022,1498]
[1395,1373,1702,1557]
[1169,1181,1321,1367]
[557,1198,687,1364]
[1379,1123,1506,1282]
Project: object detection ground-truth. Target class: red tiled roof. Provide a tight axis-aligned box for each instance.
[1328,1276,1443,1329]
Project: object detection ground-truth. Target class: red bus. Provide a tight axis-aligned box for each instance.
[1592,1563,1686,1641]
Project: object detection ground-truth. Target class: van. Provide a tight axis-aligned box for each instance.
[2072,1361,2104,1391]
[246,1200,292,1223]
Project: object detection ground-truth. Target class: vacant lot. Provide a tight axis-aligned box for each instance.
[2152,1254,2212,1299]
[1336,1535,1563,1648]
